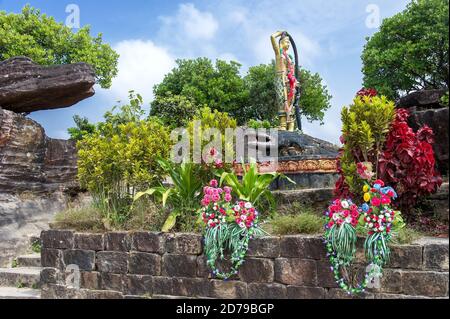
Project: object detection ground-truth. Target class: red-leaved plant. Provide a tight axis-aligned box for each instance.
[378,109,442,210]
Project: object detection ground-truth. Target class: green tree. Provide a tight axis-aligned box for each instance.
[150,93,199,128]
[153,58,248,121]
[362,0,449,99]
[67,115,97,141]
[244,62,332,124]
[0,5,119,88]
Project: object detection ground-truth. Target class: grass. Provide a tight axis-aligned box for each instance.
[11,258,18,268]
[266,212,326,235]
[53,205,105,232]
[31,240,41,254]
[391,227,424,245]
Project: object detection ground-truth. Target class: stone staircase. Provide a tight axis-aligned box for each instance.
[0,254,41,299]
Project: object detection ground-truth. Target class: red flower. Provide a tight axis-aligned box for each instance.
[371,197,381,207]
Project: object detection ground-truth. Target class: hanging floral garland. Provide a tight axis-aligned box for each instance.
[324,179,405,295]
[200,179,266,280]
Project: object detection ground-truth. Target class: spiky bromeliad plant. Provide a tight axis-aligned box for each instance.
[134,158,203,232]
[200,179,267,279]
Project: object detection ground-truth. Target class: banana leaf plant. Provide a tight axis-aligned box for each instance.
[134,159,203,232]
[218,161,295,211]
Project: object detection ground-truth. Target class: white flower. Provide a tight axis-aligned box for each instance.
[366,217,371,222]
[385,213,391,218]
[341,200,349,209]
[379,226,385,232]
[369,223,374,228]
[239,222,246,228]
[245,202,252,209]
[234,205,241,211]
[345,217,352,224]
[241,215,247,221]
[387,218,393,223]
[332,214,339,221]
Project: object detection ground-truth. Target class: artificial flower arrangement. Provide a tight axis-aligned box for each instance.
[324,178,405,295]
[200,179,266,279]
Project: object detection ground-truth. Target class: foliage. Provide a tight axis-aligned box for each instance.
[219,162,293,212]
[391,227,423,245]
[135,159,204,233]
[153,58,332,125]
[335,94,396,198]
[67,115,97,141]
[200,181,266,279]
[53,205,105,232]
[0,5,119,88]
[267,213,326,235]
[153,58,248,120]
[77,92,172,227]
[362,0,449,99]
[441,91,449,107]
[247,119,272,129]
[150,93,199,128]
[378,109,442,211]
[30,240,41,254]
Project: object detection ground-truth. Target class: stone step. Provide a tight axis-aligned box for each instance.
[16,254,41,268]
[0,287,41,299]
[0,267,41,288]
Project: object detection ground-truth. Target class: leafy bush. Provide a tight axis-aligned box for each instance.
[68,115,97,141]
[335,94,396,198]
[135,159,204,233]
[0,5,118,88]
[441,91,449,107]
[391,227,423,245]
[150,93,199,128]
[268,213,326,235]
[77,92,172,227]
[247,119,272,129]
[379,109,442,210]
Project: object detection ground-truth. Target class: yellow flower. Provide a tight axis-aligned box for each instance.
[364,193,371,202]
[363,185,370,193]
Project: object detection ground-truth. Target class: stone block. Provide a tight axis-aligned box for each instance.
[287,286,325,299]
[80,271,100,290]
[280,235,325,259]
[62,250,95,271]
[402,271,448,297]
[247,237,281,258]
[197,255,211,278]
[239,258,274,283]
[41,230,74,249]
[162,254,197,277]
[172,278,211,297]
[152,277,174,296]
[247,283,287,299]
[131,232,164,254]
[423,243,449,271]
[105,232,131,251]
[124,275,152,296]
[96,252,128,274]
[40,268,57,285]
[316,260,338,288]
[326,288,375,299]
[100,273,125,292]
[274,258,317,286]
[128,252,161,275]
[389,245,423,269]
[74,233,104,251]
[41,248,63,270]
[209,280,248,299]
[165,233,203,255]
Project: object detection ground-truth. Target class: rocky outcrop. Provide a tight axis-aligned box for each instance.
[397,90,449,175]
[0,57,95,113]
[0,107,78,194]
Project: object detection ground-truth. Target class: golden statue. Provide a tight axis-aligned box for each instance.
[271,31,299,132]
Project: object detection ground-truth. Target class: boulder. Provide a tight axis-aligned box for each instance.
[397,89,447,109]
[397,90,449,175]
[0,107,78,193]
[0,57,95,113]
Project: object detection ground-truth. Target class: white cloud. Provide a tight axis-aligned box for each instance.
[103,40,175,104]
[159,3,219,41]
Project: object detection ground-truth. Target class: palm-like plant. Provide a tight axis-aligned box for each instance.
[134,159,203,232]
[219,162,294,210]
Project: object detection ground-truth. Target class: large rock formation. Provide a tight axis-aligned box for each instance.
[0,107,78,193]
[397,89,449,175]
[0,57,95,113]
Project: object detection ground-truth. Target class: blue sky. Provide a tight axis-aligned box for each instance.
[1,0,410,144]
